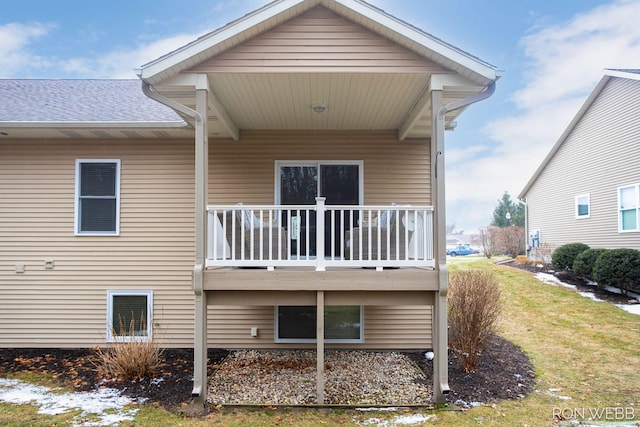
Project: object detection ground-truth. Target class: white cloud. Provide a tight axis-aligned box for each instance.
[515,0,640,108]
[0,22,54,77]
[447,0,640,233]
[59,33,203,79]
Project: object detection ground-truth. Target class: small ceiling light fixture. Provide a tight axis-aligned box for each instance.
[312,103,327,113]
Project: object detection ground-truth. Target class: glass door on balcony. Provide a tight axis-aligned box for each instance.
[277,162,361,258]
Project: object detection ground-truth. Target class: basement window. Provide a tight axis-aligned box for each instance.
[107,290,153,342]
[275,305,363,343]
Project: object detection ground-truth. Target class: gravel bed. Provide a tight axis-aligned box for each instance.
[207,350,432,406]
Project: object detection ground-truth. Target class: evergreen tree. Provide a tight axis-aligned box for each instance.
[491,192,524,227]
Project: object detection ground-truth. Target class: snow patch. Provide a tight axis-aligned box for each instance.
[546,388,571,401]
[355,407,436,426]
[617,304,640,315]
[0,378,138,426]
[359,414,436,426]
[534,273,640,316]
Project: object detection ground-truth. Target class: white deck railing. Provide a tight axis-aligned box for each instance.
[206,199,434,270]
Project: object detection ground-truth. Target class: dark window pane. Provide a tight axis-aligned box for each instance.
[278,306,361,340]
[278,306,316,339]
[280,166,317,205]
[320,165,359,205]
[81,163,116,196]
[112,295,148,336]
[80,199,116,232]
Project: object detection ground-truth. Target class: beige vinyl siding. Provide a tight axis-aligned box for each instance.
[207,306,431,350]
[0,139,196,348]
[2,131,433,349]
[190,6,447,74]
[209,130,431,206]
[205,130,432,350]
[526,77,640,249]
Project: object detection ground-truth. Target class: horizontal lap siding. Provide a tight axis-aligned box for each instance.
[206,131,432,349]
[207,306,432,350]
[209,130,431,206]
[190,6,445,74]
[2,131,432,349]
[527,78,640,249]
[0,139,196,348]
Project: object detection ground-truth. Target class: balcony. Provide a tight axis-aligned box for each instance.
[206,199,434,271]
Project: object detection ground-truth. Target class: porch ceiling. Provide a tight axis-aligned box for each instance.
[154,71,482,140]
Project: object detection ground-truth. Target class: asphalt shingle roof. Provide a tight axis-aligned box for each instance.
[0,79,184,123]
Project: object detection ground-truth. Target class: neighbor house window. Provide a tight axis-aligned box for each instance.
[275,306,363,343]
[107,290,153,342]
[619,184,640,232]
[75,159,120,235]
[575,194,590,218]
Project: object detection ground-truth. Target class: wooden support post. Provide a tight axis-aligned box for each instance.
[316,290,325,404]
[193,76,209,403]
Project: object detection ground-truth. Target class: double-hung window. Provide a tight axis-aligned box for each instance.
[575,194,590,219]
[75,159,120,235]
[107,290,153,342]
[618,184,640,232]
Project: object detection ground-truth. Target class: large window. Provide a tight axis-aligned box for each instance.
[276,161,362,257]
[575,194,590,219]
[619,184,640,232]
[107,290,153,342]
[75,159,120,235]
[276,306,363,343]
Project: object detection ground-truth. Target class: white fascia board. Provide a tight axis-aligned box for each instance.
[518,75,612,199]
[604,68,640,81]
[140,0,311,83]
[331,0,497,83]
[430,74,480,90]
[0,121,188,128]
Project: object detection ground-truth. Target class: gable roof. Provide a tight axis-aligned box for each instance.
[518,69,640,199]
[138,0,498,140]
[139,0,497,85]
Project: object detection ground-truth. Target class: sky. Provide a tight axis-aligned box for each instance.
[3,0,640,233]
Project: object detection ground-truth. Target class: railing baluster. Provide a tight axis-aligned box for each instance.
[206,204,435,269]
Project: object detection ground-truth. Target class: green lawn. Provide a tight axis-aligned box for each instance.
[1,258,639,426]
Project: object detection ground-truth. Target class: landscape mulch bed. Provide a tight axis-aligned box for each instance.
[0,339,534,414]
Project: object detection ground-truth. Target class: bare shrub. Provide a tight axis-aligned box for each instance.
[92,317,163,381]
[501,226,526,257]
[477,226,499,258]
[448,270,501,372]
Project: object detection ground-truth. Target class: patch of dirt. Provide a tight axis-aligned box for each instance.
[1,339,535,413]
[507,260,637,305]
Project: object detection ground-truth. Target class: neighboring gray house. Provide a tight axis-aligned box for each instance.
[519,69,640,255]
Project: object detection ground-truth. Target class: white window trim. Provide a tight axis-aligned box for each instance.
[274,160,364,205]
[618,184,640,233]
[274,305,364,344]
[74,159,121,236]
[575,194,590,219]
[106,290,153,342]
